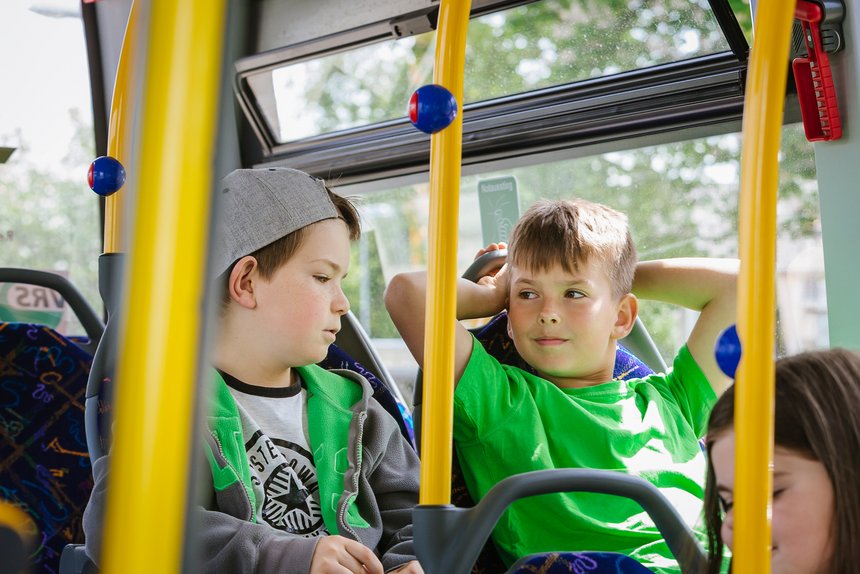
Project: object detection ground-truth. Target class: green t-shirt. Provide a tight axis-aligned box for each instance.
[453,337,716,573]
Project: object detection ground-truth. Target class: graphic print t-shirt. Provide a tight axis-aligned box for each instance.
[220,370,329,538]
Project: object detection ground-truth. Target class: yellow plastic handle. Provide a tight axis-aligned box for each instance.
[100,1,226,572]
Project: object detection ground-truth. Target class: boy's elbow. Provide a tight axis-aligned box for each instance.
[383,273,404,312]
[722,258,740,278]
[705,258,739,302]
[384,273,420,316]
[720,259,740,294]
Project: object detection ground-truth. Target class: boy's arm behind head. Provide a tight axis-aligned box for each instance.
[633,258,739,394]
[384,271,505,384]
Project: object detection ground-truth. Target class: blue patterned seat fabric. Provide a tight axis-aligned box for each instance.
[508,552,655,574]
[0,322,94,574]
[457,312,657,574]
[319,343,416,450]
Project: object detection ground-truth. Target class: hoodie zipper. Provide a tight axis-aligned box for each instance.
[338,408,367,539]
[209,428,255,521]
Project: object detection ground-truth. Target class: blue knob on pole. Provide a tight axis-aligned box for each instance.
[715,324,742,378]
[88,156,126,197]
[408,84,458,134]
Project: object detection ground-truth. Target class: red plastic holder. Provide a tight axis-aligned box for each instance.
[793,0,842,141]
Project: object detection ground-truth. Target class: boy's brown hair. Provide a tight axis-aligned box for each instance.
[508,199,637,298]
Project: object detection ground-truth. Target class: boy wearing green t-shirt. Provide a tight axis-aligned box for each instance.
[384,198,737,573]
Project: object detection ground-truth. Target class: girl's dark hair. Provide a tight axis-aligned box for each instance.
[703,348,860,573]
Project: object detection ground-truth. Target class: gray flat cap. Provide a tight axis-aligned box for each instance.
[213,167,338,276]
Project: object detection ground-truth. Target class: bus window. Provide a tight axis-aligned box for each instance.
[0,1,100,337]
[340,121,825,397]
[240,0,733,147]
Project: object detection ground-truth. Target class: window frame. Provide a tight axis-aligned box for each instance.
[235,0,753,179]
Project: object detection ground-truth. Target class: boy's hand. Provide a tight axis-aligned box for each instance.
[473,242,507,279]
[473,242,509,307]
[388,560,424,573]
[476,262,509,309]
[475,242,508,282]
[310,535,384,574]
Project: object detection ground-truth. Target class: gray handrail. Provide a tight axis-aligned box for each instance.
[0,267,104,355]
[85,252,123,461]
[414,468,706,574]
[337,311,409,407]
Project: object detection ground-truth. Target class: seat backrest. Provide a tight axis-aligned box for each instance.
[0,268,104,574]
[0,322,95,573]
[507,551,655,574]
[319,340,415,449]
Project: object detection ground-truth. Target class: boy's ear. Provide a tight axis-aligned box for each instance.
[612,293,638,340]
[227,256,260,310]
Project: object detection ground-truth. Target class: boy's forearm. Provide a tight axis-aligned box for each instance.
[634,258,738,394]
[632,258,739,311]
[386,271,505,315]
[385,271,505,368]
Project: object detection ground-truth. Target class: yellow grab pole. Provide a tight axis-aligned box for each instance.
[0,500,36,556]
[732,0,794,572]
[419,0,471,505]
[100,1,226,572]
[103,1,137,254]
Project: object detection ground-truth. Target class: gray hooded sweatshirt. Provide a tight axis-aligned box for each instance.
[83,365,421,572]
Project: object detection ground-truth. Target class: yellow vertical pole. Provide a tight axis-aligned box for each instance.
[419,0,472,505]
[732,0,795,572]
[100,1,226,573]
[102,1,137,254]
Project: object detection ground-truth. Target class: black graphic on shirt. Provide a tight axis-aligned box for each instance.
[245,431,327,537]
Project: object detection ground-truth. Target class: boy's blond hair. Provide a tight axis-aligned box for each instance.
[508,199,637,298]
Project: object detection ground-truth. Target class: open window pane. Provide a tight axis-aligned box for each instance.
[248,0,732,144]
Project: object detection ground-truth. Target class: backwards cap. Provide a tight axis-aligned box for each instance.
[213,167,338,277]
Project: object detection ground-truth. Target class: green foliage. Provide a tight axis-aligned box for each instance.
[344,230,401,338]
[0,109,102,330]
[292,0,730,137]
